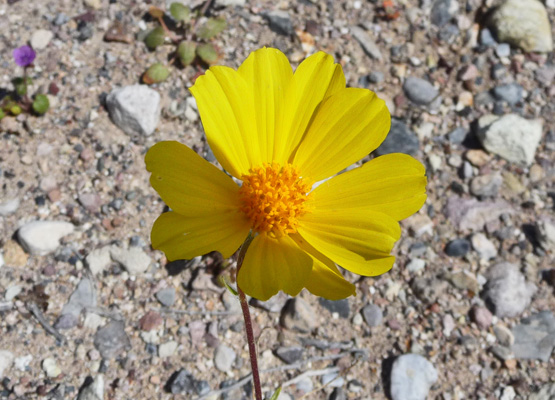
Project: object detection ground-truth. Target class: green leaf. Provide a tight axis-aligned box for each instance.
[196,43,218,64]
[143,63,170,84]
[32,94,50,115]
[170,2,190,22]
[177,40,196,66]
[218,276,238,296]
[268,387,282,400]
[0,108,5,120]
[8,102,22,116]
[13,77,33,97]
[144,26,165,50]
[196,18,227,40]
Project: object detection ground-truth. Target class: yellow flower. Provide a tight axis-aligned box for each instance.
[146,48,427,301]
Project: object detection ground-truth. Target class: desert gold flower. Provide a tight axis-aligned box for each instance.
[146,48,426,301]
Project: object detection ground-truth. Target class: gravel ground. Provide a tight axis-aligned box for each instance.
[0,0,554,399]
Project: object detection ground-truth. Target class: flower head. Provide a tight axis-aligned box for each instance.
[13,45,36,67]
[146,48,427,301]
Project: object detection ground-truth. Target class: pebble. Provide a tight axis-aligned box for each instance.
[361,304,383,327]
[280,298,318,333]
[30,29,54,50]
[471,233,497,260]
[0,350,14,379]
[85,246,112,275]
[155,287,176,307]
[411,277,448,304]
[78,192,101,213]
[470,173,503,197]
[488,0,553,53]
[477,114,543,166]
[494,43,511,58]
[318,298,350,318]
[17,220,75,256]
[368,71,384,83]
[0,198,20,216]
[445,238,471,257]
[447,127,467,144]
[4,286,22,301]
[406,258,426,273]
[483,262,537,318]
[158,341,178,358]
[493,324,514,347]
[390,354,438,400]
[55,277,97,330]
[492,83,523,105]
[263,10,293,36]
[350,26,382,60]
[444,196,513,231]
[106,85,161,136]
[93,321,131,359]
[214,344,236,372]
[166,369,196,395]
[139,311,163,331]
[535,219,555,251]
[402,77,439,106]
[77,375,103,400]
[374,119,419,156]
[430,0,458,27]
[110,246,151,275]
[511,311,555,362]
[275,346,304,364]
[470,305,492,329]
[446,270,479,293]
[42,357,62,378]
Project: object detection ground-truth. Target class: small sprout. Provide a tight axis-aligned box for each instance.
[196,43,219,64]
[9,103,22,116]
[13,77,32,97]
[13,45,36,67]
[177,40,197,66]
[0,109,5,120]
[218,275,239,296]
[32,94,50,115]
[170,2,190,22]
[148,6,165,19]
[196,18,227,40]
[269,387,282,400]
[143,63,170,84]
[144,26,166,50]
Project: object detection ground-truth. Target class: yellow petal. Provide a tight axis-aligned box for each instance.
[145,141,242,217]
[274,52,346,163]
[151,211,250,260]
[311,153,427,221]
[293,88,391,182]
[237,48,293,163]
[238,233,312,301]
[291,234,356,300]
[190,66,256,178]
[298,209,400,276]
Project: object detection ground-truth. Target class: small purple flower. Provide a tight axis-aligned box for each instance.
[13,45,36,67]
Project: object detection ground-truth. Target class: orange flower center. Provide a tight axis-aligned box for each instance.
[239,163,312,238]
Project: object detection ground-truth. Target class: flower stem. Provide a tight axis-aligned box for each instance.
[235,233,262,400]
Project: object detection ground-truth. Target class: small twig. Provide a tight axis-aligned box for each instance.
[282,366,339,387]
[195,374,252,400]
[27,302,66,343]
[154,308,241,316]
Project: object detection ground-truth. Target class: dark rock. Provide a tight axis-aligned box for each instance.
[318,298,350,318]
[275,346,304,364]
[493,83,523,105]
[445,238,471,257]
[166,369,195,394]
[93,321,131,359]
[155,287,176,307]
[263,11,293,36]
[368,71,384,84]
[447,127,467,144]
[430,0,457,27]
[374,119,419,156]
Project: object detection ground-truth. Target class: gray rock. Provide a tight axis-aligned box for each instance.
[110,246,151,275]
[444,196,513,231]
[445,238,471,257]
[106,85,161,136]
[471,233,497,260]
[470,173,503,197]
[156,287,176,307]
[251,292,289,313]
[0,350,14,379]
[490,345,514,361]
[350,26,382,60]
[529,382,555,400]
[494,324,515,347]
[77,375,104,400]
[512,311,555,362]
[446,270,479,293]
[55,278,97,330]
[281,298,318,333]
[480,28,497,46]
[477,114,542,166]
[447,127,467,144]
[17,220,74,256]
[167,369,196,394]
[493,83,523,105]
[0,198,20,216]
[361,304,383,327]
[411,277,448,304]
[214,344,236,372]
[488,0,553,53]
[403,77,439,106]
[374,119,420,156]
[368,71,384,83]
[263,10,293,36]
[431,0,458,27]
[390,354,438,400]
[535,218,555,252]
[495,43,511,58]
[93,320,131,359]
[275,346,304,364]
[318,298,350,318]
[483,262,537,318]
